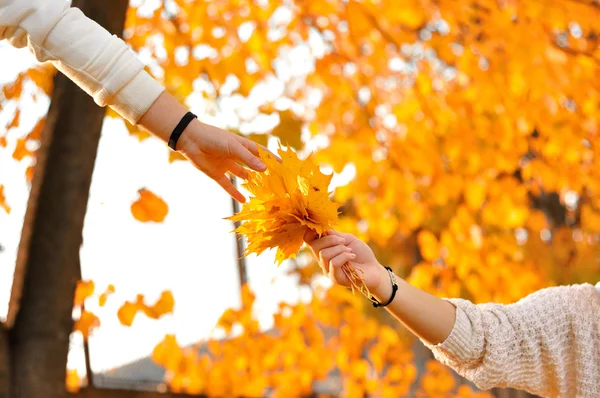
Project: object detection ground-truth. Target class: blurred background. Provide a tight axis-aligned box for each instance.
[1,0,599,397]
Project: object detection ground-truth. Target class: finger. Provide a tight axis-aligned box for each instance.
[330,255,357,282]
[228,162,249,180]
[236,135,282,163]
[309,235,346,253]
[215,174,246,203]
[325,230,356,243]
[319,245,352,272]
[330,252,357,269]
[231,141,266,172]
[235,136,261,156]
[303,229,320,244]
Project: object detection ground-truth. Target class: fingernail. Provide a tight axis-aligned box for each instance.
[350,253,356,258]
[256,161,266,171]
[345,247,352,252]
[338,238,346,244]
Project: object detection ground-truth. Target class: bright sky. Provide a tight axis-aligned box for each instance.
[0,41,332,379]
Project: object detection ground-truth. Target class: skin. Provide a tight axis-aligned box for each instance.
[304,229,457,345]
[137,91,269,203]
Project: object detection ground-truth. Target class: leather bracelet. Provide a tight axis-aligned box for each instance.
[168,111,197,151]
[370,266,398,308]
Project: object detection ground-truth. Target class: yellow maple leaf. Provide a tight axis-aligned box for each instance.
[229,146,339,265]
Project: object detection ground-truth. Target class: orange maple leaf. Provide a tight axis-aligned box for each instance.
[117,300,139,327]
[131,188,169,223]
[228,146,339,265]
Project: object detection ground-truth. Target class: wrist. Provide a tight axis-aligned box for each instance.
[370,264,394,302]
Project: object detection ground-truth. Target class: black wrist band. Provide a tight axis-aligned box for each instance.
[168,111,197,151]
[370,266,398,308]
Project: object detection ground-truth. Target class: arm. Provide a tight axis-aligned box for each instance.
[306,230,600,397]
[0,0,162,124]
[0,0,267,202]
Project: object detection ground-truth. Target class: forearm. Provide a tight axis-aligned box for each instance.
[371,266,456,345]
[137,91,188,145]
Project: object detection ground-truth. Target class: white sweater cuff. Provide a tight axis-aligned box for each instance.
[422,299,478,364]
[108,69,165,124]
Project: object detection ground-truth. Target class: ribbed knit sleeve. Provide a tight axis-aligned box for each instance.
[421,284,600,397]
[0,0,165,123]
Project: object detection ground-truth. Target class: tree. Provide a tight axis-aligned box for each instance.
[0,0,130,397]
[1,0,599,397]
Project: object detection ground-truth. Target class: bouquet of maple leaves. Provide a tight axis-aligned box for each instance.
[229,146,370,297]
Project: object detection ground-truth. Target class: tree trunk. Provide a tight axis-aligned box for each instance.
[0,327,9,398]
[7,1,129,397]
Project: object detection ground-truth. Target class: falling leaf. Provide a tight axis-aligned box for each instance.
[0,186,10,214]
[73,310,100,339]
[131,188,169,223]
[74,280,95,307]
[117,301,139,327]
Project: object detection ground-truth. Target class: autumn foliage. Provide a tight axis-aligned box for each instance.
[229,146,339,264]
[2,0,600,396]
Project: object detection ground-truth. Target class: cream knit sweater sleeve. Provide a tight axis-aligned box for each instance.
[421,283,600,398]
[0,0,165,124]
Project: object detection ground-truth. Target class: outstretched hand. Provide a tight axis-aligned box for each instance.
[178,121,267,203]
[138,91,273,203]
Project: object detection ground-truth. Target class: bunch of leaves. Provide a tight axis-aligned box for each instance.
[229,146,372,296]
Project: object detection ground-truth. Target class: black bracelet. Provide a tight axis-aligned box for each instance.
[168,111,197,151]
[370,266,398,308]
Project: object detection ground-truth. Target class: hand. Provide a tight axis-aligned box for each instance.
[137,91,270,203]
[304,230,387,294]
[177,120,267,203]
